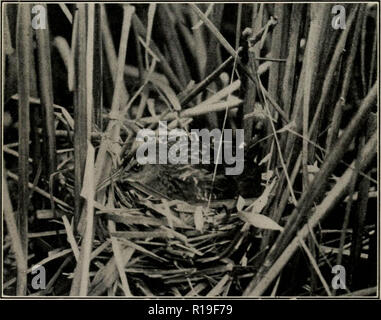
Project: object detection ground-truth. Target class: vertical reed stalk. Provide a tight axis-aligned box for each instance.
[73,4,88,228]
[3,171,28,295]
[16,3,32,263]
[93,4,103,130]
[36,3,57,178]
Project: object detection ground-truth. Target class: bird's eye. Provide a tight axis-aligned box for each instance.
[132,163,142,172]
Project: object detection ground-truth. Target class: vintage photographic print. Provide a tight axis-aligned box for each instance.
[2,1,379,298]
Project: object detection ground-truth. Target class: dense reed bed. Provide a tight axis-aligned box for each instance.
[2,3,378,296]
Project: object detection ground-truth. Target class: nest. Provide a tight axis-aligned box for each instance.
[88,159,259,296]
[90,190,259,296]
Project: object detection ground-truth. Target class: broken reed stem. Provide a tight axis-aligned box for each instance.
[179,55,234,106]
[138,96,242,125]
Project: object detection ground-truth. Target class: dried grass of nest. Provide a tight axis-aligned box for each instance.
[88,154,257,296]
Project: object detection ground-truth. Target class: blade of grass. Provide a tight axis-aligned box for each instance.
[100,4,129,103]
[190,4,236,59]
[145,3,156,69]
[62,215,80,261]
[138,96,242,125]
[132,13,183,91]
[179,55,234,106]
[94,5,135,204]
[298,238,332,296]
[58,3,73,24]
